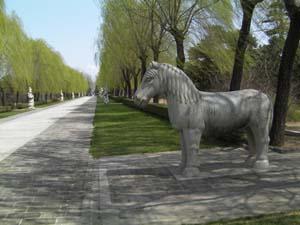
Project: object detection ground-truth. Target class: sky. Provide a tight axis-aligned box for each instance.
[6,0,101,80]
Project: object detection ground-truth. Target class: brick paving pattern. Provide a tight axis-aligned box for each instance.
[100,148,300,225]
[0,98,100,225]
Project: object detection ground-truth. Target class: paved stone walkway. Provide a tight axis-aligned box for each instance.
[0,97,100,225]
[100,148,300,225]
[0,97,94,162]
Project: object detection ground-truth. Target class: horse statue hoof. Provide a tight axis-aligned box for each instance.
[182,167,200,177]
[253,159,269,170]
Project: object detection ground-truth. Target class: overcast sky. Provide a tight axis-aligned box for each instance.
[6,0,101,80]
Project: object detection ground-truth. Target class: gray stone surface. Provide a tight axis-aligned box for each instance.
[100,148,300,225]
[0,97,100,225]
[0,97,92,162]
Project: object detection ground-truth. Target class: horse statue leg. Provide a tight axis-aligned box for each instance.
[245,128,256,166]
[247,116,270,170]
[181,128,202,177]
[252,125,270,170]
[179,130,187,171]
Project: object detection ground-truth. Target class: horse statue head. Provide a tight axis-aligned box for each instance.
[134,61,200,107]
[134,61,161,108]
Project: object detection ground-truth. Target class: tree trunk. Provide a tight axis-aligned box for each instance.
[126,81,132,98]
[116,88,120,96]
[0,88,5,106]
[270,13,300,146]
[140,57,147,81]
[16,92,19,104]
[229,2,255,91]
[153,49,159,62]
[174,35,185,70]
[36,92,40,102]
[133,75,138,94]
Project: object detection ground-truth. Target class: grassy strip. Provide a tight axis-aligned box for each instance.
[0,99,68,120]
[35,100,62,108]
[188,211,300,225]
[90,99,180,158]
[0,109,29,119]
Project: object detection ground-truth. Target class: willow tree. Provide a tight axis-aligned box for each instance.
[147,0,232,70]
[121,0,152,80]
[3,13,33,102]
[97,0,142,97]
[270,0,300,146]
[31,39,65,100]
[186,25,257,91]
[145,0,168,62]
[0,2,89,105]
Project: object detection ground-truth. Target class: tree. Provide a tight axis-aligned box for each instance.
[0,2,89,105]
[148,0,232,70]
[186,25,257,91]
[229,0,264,91]
[121,0,151,80]
[270,0,300,146]
[96,0,142,97]
[145,0,219,69]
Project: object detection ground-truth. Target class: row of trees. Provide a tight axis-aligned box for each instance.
[0,1,89,106]
[96,0,300,146]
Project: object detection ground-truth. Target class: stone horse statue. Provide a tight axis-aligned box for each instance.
[134,62,273,177]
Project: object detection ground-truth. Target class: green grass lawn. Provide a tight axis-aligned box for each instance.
[0,100,66,120]
[36,100,61,108]
[192,211,300,225]
[90,99,180,158]
[0,109,29,119]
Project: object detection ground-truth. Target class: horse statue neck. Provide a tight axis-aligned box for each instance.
[160,64,201,104]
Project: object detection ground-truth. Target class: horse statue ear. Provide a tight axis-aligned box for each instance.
[149,61,159,69]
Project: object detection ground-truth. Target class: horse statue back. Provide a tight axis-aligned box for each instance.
[134,62,273,177]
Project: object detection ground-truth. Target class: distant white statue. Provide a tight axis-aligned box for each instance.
[28,87,35,110]
[103,88,109,104]
[134,62,273,177]
[72,92,75,99]
[60,90,64,102]
[99,88,104,97]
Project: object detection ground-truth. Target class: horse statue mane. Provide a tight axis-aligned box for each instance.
[148,62,201,104]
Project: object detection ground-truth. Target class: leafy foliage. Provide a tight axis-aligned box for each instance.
[0,2,89,105]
